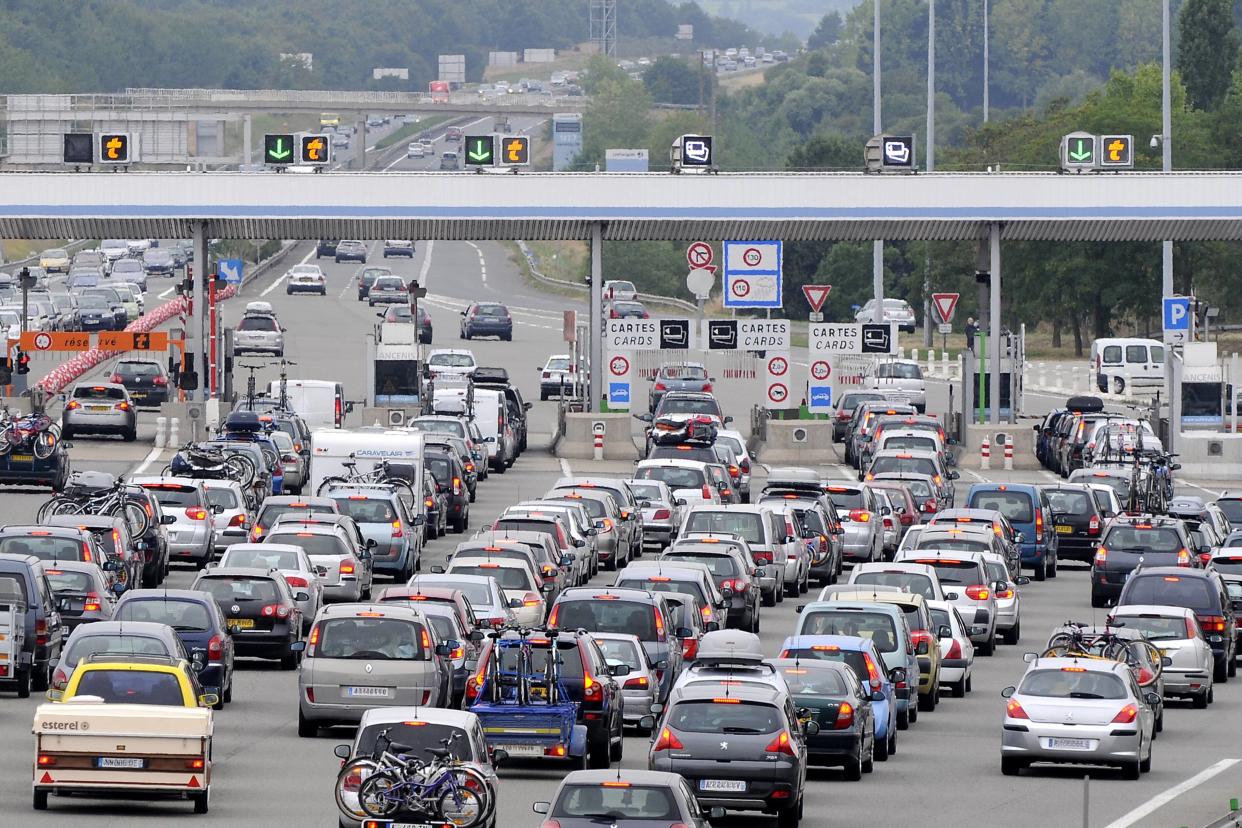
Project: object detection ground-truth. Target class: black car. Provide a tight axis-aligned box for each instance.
[110,358,172,405]
[425,447,469,533]
[75,294,117,331]
[460,302,513,341]
[192,567,305,669]
[1118,566,1237,681]
[1043,483,1106,562]
[1091,514,1198,607]
[315,239,339,259]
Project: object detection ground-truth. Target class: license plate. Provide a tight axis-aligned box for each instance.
[391,823,435,828]
[346,686,391,698]
[10,454,32,462]
[1055,524,1073,535]
[88,405,110,412]
[700,779,746,792]
[1045,737,1094,751]
[230,618,255,629]
[530,685,548,699]
[506,744,545,757]
[97,757,145,769]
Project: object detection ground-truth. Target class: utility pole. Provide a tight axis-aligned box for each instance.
[1161,0,1173,297]
[923,0,935,347]
[983,0,990,123]
[872,0,884,314]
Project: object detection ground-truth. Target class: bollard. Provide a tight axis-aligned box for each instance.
[592,421,605,462]
[981,437,991,470]
[169,417,179,448]
[1054,366,1064,392]
[1037,362,1047,389]
[927,349,936,375]
[154,416,167,449]
[911,348,919,365]
[1004,435,1014,471]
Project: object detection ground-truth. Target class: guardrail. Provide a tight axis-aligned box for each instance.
[1,238,91,270]
[516,241,699,314]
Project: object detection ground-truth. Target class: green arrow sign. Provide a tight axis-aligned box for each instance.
[1068,138,1092,161]
[264,133,295,164]
[464,135,495,166]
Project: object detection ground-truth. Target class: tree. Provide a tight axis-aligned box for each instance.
[1178,0,1239,110]
[808,12,843,50]
[642,56,704,105]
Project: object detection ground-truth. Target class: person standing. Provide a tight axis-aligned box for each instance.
[964,317,978,352]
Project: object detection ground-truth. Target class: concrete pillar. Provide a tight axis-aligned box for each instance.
[988,223,1001,424]
[927,349,935,375]
[588,222,604,412]
[243,114,252,165]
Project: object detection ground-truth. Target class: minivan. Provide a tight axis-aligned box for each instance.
[1092,337,1165,395]
[965,483,1059,581]
[0,554,64,693]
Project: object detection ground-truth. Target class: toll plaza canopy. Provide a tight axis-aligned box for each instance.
[1,170,1240,242]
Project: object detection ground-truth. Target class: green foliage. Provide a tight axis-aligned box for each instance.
[808,12,844,50]
[1178,0,1239,110]
[643,56,707,105]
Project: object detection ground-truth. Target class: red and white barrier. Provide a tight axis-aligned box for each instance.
[980,436,991,470]
[1003,435,1014,471]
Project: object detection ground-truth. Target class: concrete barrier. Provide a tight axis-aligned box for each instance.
[958,423,1040,470]
[755,420,838,465]
[555,413,639,461]
[1173,433,1242,479]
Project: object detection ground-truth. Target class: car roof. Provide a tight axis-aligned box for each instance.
[1023,656,1128,676]
[1109,603,1196,618]
[197,566,281,580]
[4,522,95,535]
[358,707,480,730]
[781,634,878,653]
[42,559,104,574]
[66,620,177,638]
[315,602,427,621]
[557,586,659,603]
[673,680,783,704]
[558,769,688,787]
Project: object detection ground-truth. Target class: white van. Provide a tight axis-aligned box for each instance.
[1091,338,1165,394]
[469,387,515,472]
[308,428,425,520]
[269,379,346,429]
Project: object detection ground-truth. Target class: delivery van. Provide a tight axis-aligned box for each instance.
[268,379,347,429]
[1091,338,1164,395]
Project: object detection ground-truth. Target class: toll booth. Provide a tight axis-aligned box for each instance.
[961,328,1025,424]
[362,322,422,427]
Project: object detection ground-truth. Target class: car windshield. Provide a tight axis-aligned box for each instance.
[413,419,466,437]
[663,553,736,577]
[271,532,348,557]
[0,535,83,560]
[1212,553,1242,573]
[355,723,469,762]
[314,617,426,660]
[44,568,95,593]
[1217,499,1242,523]
[1123,575,1216,613]
[1116,614,1190,641]
[119,362,161,377]
[969,491,1034,523]
[1102,526,1183,553]
[205,488,239,510]
[65,634,171,667]
[907,558,980,585]
[683,512,763,544]
[222,548,301,570]
[876,363,922,379]
[257,504,334,530]
[658,398,720,417]
[448,565,531,590]
[73,386,125,400]
[669,699,780,734]
[882,436,936,452]
[238,316,278,332]
[77,295,106,308]
[659,364,708,380]
[374,278,404,290]
[333,497,396,523]
[553,785,678,820]
[140,484,199,508]
[429,354,474,368]
[116,599,211,631]
[917,537,989,554]
[596,637,643,668]
[825,488,864,510]
[197,577,280,603]
[776,665,848,696]
[869,456,936,476]
[290,265,319,275]
[475,304,508,317]
[410,577,493,608]
[553,599,657,640]
[628,482,665,502]
[636,466,706,490]
[74,670,185,705]
[852,571,935,599]
[1047,490,1093,515]
[1019,668,1127,700]
[800,612,898,652]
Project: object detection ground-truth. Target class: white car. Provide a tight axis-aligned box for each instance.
[981,550,1026,644]
[714,428,753,501]
[855,297,917,331]
[200,479,251,549]
[848,561,947,601]
[634,459,721,508]
[214,542,324,631]
[603,279,638,302]
[407,142,425,158]
[928,598,974,697]
[426,348,477,379]
[1108,604,1215,707]
[863,360,927,412]
[539,354,577,400]
[445,557,544,626]
[285,264,327,296]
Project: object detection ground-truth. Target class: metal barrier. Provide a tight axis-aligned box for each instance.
[517,241,698,314]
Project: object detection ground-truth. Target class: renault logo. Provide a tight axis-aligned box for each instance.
[365,663,373,674]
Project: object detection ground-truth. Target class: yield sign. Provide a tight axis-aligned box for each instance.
[802,284,831,312]
[931,292,960,324]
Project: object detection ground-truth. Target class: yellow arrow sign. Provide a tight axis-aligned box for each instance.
[306,138,324,161]
[1107,138,1126,162]
[105,136,124,160]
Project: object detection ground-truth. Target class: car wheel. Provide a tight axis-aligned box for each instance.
[540,391,549,401]
[1194,688,1210,709]
[776,575,785,602]
[1034,555,1047,581]
[1122,741,1142,779]
[979,638,995,657]
[1090,592,1108,609]
[952,676,967,698]
[123,427,137,442]
[297,709,318,737]
[918,692,934,712]
[1003,622,1021,645]
[896,706,909,730]
[887,729,897,756]
[776,797,801,828]
[1215,655,1229,683]
[1000,757,1023,776]
[609,729,623,762]
[1140,742,1152,773]
[861,732,875,773]
[280,647,299,670]
[762,587,777,608]
[31,663,49,692]
[588,729,610,769]
[1229,655,1237,678]
[15,666,30,698]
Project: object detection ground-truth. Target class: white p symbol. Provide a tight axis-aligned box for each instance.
[1169,302,1186,325]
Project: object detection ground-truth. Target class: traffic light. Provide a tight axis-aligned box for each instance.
[299,133,331,165]
[499,135,530,166]
[62,133,93,164]
[263,133,296,166]
[15,350,30,375]
[464,135,495,166]
[0,357,10,385]
[98,133,131,164]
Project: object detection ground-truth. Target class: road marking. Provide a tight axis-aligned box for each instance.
[337,279,354,301]
[260,247,314,297]
[962,468,988,483]
[158,286,176,299]
[130,446,163,477]
[466,241,487,284]
[1102,758,1240,828]
[417,240,435,287]
[559,458,572,477]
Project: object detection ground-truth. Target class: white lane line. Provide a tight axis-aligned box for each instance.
[158,286,176,299]
[417,240,435,287]
[1102,758,1240,828]
[261,247,314,297]
[1181,479,1224,498]
[465,241,487,285]
[337,278,354,301]
[559,458,572,476]
[130,446,163,477]
[963,468,988,483]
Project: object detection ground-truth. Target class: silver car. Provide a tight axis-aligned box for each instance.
[863,360,927,412]
[855,297,917,332]
[594,632,658,730]
[1001,656,1158,778]
[131,477,217,565]
[824,484,883,565]
[215,542,323,632]
[298,603,453,736]
[1109,604,1215,706]
[266,522,374,603]
[628,478,684,550]
[62,382,137,441]
[233,312,285,356]
[981,551,1028,645]
[201,479,251,550]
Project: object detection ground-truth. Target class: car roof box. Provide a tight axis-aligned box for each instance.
[693,629,764,664]
[1065,395,1105,413]
[472,367,510,386]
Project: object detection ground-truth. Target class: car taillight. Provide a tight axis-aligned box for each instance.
[700,604,713,623]
[1088,515,1100,535]
[721,578,748,593]
[654,382,666,391]
[452,477,462,496]
[653,606,666,642]
[152,374,168,386]
[1094,546,1108,566]
[583,663,603,703]
[1136,667,1155,685]
[922,499,938,512]
[682,637,699,660]
[425,497,434,509]
[834,702,855,730]
[35,618,48,646]
[910,628,934,652]
[342,763,366,792]
[765,731,796,756]
[945,638,962,660]
[51,665,69,691]
[522,591,542,607]
[110,373,122,383]
[340,561,356,575]
[83,593,102,612]
[285,575,309,588]
[651,508,671,520]
[864,653,881,692]
[1187,617,1201,638]
[849,509,871,523]
[185,507,207,521]
[307,623,321,656]
[623,675,649,689]
[1035,510,1044,542]
[653,727,684,751]
[547,605,560,627]
[208,634,223,660]
[1006,699,1029,719]
[1111,704,1138,724]
[995,587,1014,599]
[740,457,750,473]
[81,543,93,563]
[702,484,712,499]
[539,820,562,828]
[65,400,80,410]
[466,651,488,701]
[260,603,292,618]
[597,518,613,533]
[228,513,247,527]
[391,520,404,538]
[1177,548,1192,567]
[335,397,343,425]
[250,526,265,541]
[753,551,773,565]
[116,401,131,411]
[1199,615,1227,633]
[965,584,990,601]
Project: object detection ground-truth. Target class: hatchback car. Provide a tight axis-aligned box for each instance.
[823,484,884,566]
[1091,515,1197,607]
[298,603,452,736]
[142,246,176,276]
[966,483,1059,581]
[1117,566,1235,681]
[48,620,188,701]
[1001,656,1158,779]
[1109,604,1215,707]
[200,478,251,550]
[594,632,660,731]
[380,303,434,343]
[192,566,306,668]
[233,312,285,356]
[335,240,368,263]
[661,542,760,632]
[130,477,217,566]
[109,358,171,406]
[769,657,874,779]
[62,382,137,441]
[355,265,394,300]
[446,557,544,626]
[648,362,713,412]
[534,769,717,828]
[460,302,513,340]
[539,354,576,400]
[43,560,117,630]
[266,520,374,603]
[928,599,975,697]
[326,485,423,581]
[216,542,323,630]
[367,274,408,306]
[383,239,415,258]
[250,495,339,542]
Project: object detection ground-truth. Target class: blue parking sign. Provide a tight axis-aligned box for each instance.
[609,382,631,409]
[1162,296,1190,345]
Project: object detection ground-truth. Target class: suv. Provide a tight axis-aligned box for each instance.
[325,485,423,580]
[315,240,340,258]
[234,312,285,356]
[1092,515,1197,607]
[681,505,796,607]
[192,567,306,669]
[1117,566,1236,681]
[1043,483,1107,562]
[109,359,172,405]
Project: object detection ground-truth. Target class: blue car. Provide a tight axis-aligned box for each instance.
[965,483,1059,581]
[113,589,236,709]
[779,634,900,761]
[460,302,512,341]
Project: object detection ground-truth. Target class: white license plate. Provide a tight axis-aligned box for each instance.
[346,686,391,698]
[97,757,145,769]
[392,823,435,828]
[699,779,746,792]
[1045,737,1094,751]
[506,744,545,757]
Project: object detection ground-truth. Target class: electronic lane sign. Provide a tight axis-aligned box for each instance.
[1099,134,1134,169]
[98,133,131,164]
[263,133,296,166]
[881,135,916,168]
[659,320,691,350]
[62,133,94,164]
[679,135,713,168]
[1061,131,1096,171]
[500,135,530,166]
[300,133,331,165]
[465,135,496,166]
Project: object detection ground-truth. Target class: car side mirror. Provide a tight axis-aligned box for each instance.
[412,514,426,526]
[532,802,551,815]
[573,539,585,548]
[294,591,311,602]
[469,630,486,642]
[675,498,687,506]
[675,627,693,639]
[358,550,373,561]
[1014,531,1025,542]
[720,587,734,599]
[199,693,220,708]
[915,640,929,655]
[212,504,225,515]
[1171,463,1182,471]
[333,744,352,760]
[366,538,378,549]
[435,642,452,657]
[889,667,906,683]
[162,515,176,525]
[993,581,1007,593]
[560,554,574,567]
[653,660,668,670]
[637,413,654,422]
[1001,685,1016,698]
[649,702,664,714]
[948,470,960,480]
[1145,691,1161,706]
[705,621,720,632]
[945,591,960,600]
[937,624,952,638]
[111,582,126,596]
[508,598,523,608]
[1016,576,1031,585]
[872,690,885,701]
[610,663,631,677]
[803,720,820,736]
[430,565,445,574]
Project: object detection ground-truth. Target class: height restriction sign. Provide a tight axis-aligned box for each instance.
[606,351,632,410]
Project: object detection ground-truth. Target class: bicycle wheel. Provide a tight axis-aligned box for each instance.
[258,444,280,470]
[37,496,77,522]
[383,476,417,506]
[317,475,351,496]
[451,767,494,821]
[437,786,485,827]
[0,429,11,456]
[1045,633,1077,652]
[47,497,87,517]
[334,759,379,821]
[357,771,403,818]
[108,500,150,537]
[225,455,257,488]
[33,431,56,460]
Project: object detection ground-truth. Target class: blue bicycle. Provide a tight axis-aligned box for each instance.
[354,729,489,825]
